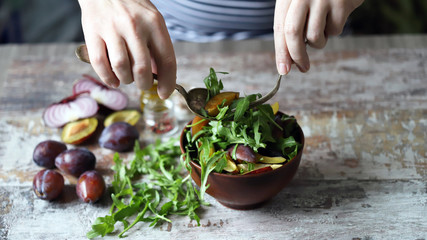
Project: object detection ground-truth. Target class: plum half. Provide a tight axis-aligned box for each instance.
[103,109,140,127]
[61,117,98,145]
[204,91,239,117]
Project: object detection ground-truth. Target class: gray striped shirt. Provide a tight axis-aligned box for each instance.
[152,0,275,42]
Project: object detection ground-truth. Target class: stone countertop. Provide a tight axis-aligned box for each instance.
[0,35,426,240]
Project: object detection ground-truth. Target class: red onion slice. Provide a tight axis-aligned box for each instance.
[90,87,128,111]
[43,96,99,128]
[73,78,99,95]
[73,75,128,111]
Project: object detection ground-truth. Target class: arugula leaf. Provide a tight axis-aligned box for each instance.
[233,97,250,122]
[247,162,255,171]
[203,67,227,101]
[274,135,301,160]
[214,155,227,172]
[214,105,230,120]
[86,215,115,238]
[198,151,225,203]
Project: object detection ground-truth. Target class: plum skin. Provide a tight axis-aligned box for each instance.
[99,122,139,152]
[33,169,64,201]
[55,148,96,178]
[227,144,257,163]
[33,140,67,169]
[76,170,105,203]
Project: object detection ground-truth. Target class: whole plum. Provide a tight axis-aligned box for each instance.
[33,140,67,168]
[33,169,64,200]
[76,170,105,203]
[99,122,139,152]
[55,148,96,178]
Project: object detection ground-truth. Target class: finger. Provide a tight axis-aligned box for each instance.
[129,43,153,91]
[86,37,120,88]
[305,2,328,49]
[148,13,177,99]
[325,3,349,36]
[273,0,293,75]
[106,37,133,85]
[122,23,154,91]
[285,0,310,72]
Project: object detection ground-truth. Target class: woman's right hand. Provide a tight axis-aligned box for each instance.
[78,0,177,99]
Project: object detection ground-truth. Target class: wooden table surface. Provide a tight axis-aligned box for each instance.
[0,35,426,240]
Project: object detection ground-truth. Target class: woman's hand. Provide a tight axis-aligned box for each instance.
[78,0,176,99]
[274,0,364,75]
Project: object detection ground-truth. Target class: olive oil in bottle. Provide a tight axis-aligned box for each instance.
[140,82,178,138]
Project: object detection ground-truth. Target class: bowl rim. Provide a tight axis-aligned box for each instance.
[180,113,305,179]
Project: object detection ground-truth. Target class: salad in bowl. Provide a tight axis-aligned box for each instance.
[180,68,304,209]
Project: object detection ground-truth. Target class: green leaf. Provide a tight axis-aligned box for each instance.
[197,146,225,202]
[87,215,116,238]
[253,116,261,146]
[86,230,100,239]
[214,155,227,172]
[274,135,301,160]
[247,162,255,171]
[113,203,140,222]
[203,67,227,101]
[111,193,126,209]
[160,201,174,215]
[233,97,250,122]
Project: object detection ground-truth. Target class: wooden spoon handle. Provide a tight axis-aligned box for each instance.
[75,44,90,63]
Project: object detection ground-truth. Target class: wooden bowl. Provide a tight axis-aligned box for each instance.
[179,113,304,210]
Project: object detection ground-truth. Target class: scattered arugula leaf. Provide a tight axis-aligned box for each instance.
[87,139,201,239]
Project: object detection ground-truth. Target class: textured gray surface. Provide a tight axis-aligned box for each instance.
[0,36,426,239]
